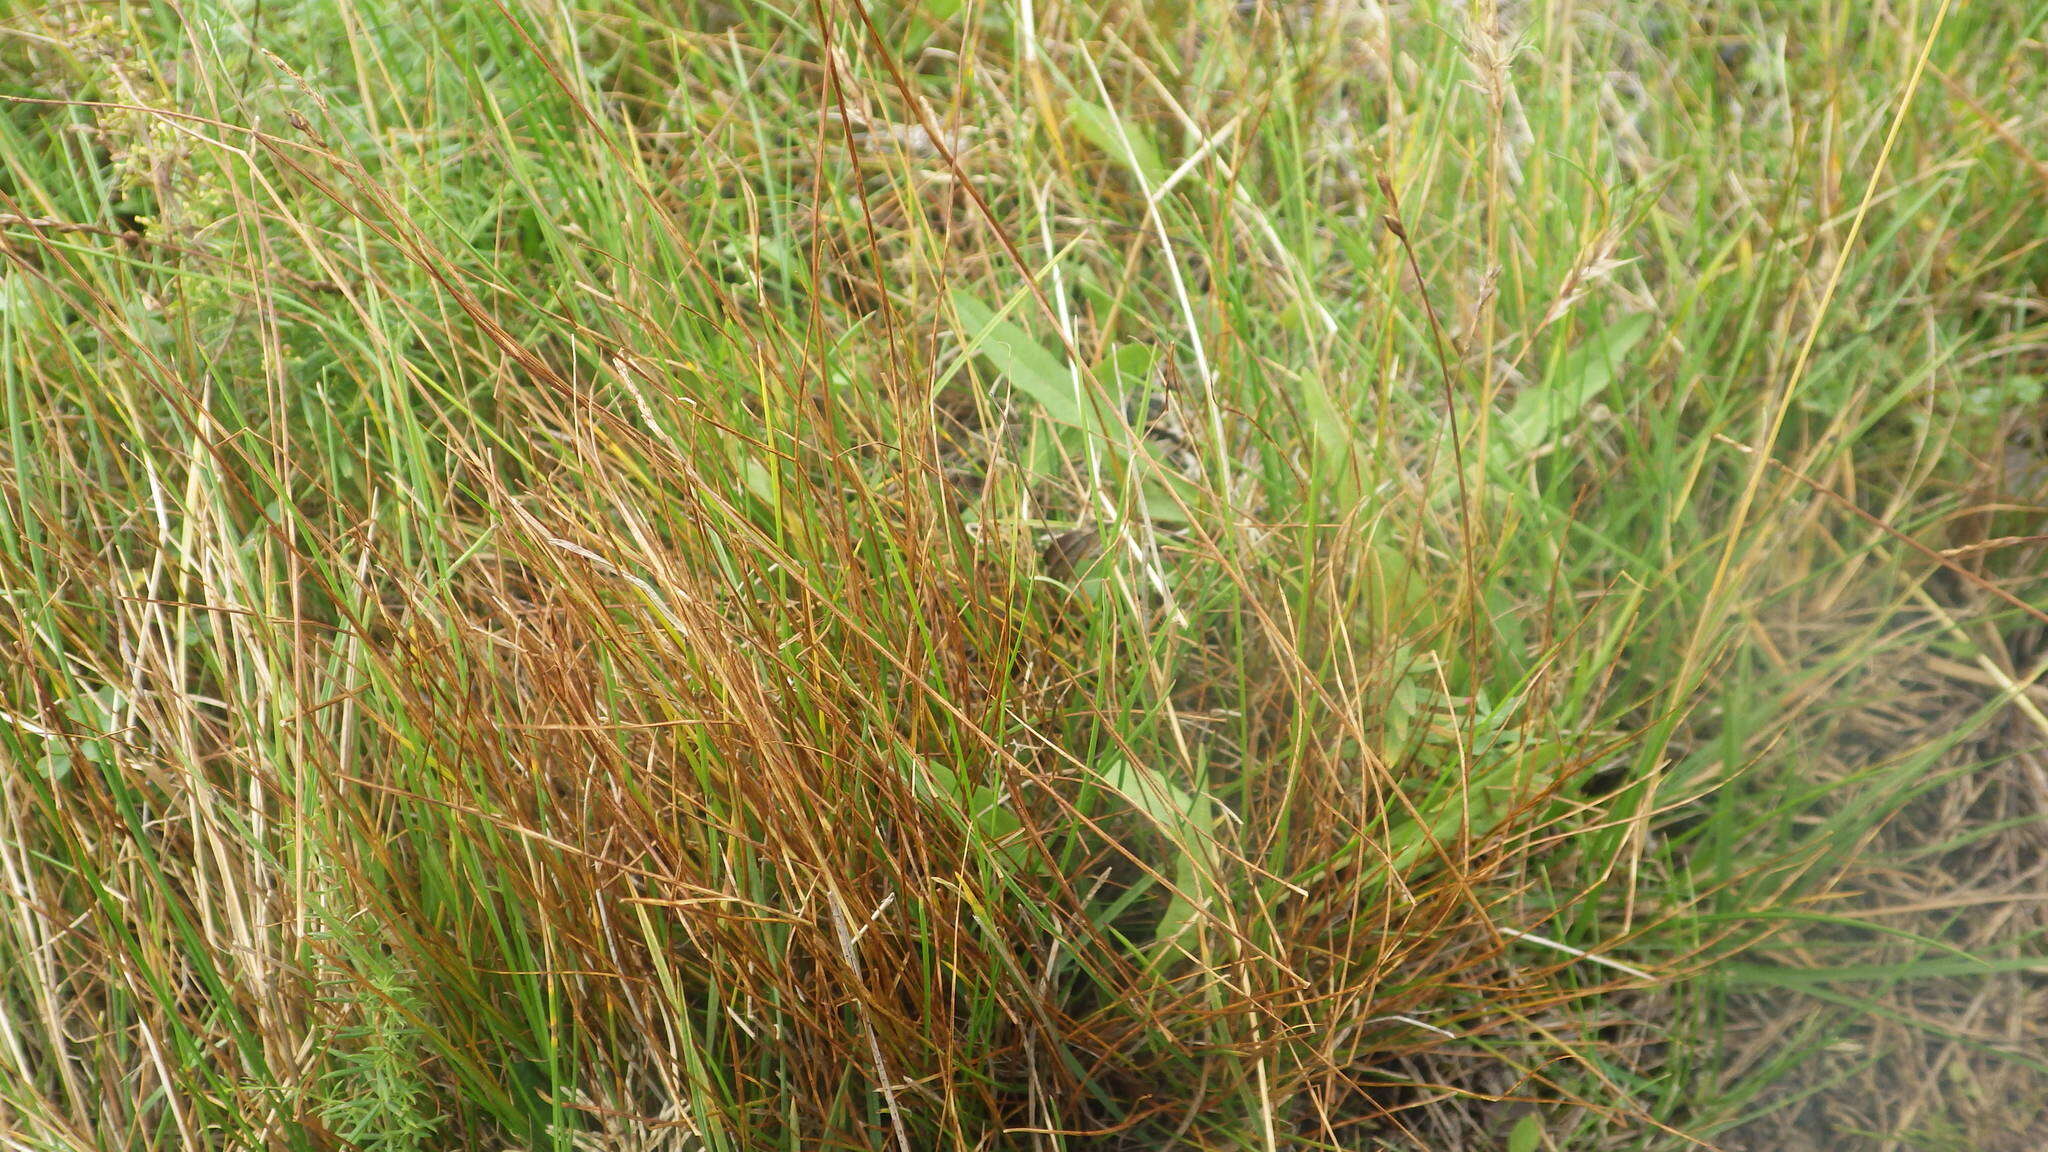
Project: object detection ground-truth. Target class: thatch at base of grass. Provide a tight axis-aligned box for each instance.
[1,0,2044,1148]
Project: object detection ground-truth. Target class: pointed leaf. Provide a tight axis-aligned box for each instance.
[1066,99,1168,187]
[950,290,1092,430]
[1501,313,1652,453]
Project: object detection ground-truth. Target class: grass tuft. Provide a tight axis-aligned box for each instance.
[1,0,2043,1148]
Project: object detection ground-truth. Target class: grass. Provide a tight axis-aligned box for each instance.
[1,0,2044,1148]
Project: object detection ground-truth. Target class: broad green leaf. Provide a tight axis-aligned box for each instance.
[1500,313,1653,454]
[1139,478,1194,525]
[738,457,779,506]
[1097,758,1224,963]
[950,290,1093,430]
[1025,421,1076,482]
[35,751,73,783]
[1100,756,1201,832]
[912,759,1027,865]
[1066,98,1168,187]
[1299,369,1357,498]
[1134,440,1203,525]
[1508,1113,1544,1152]
[1093,342,1156,406]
